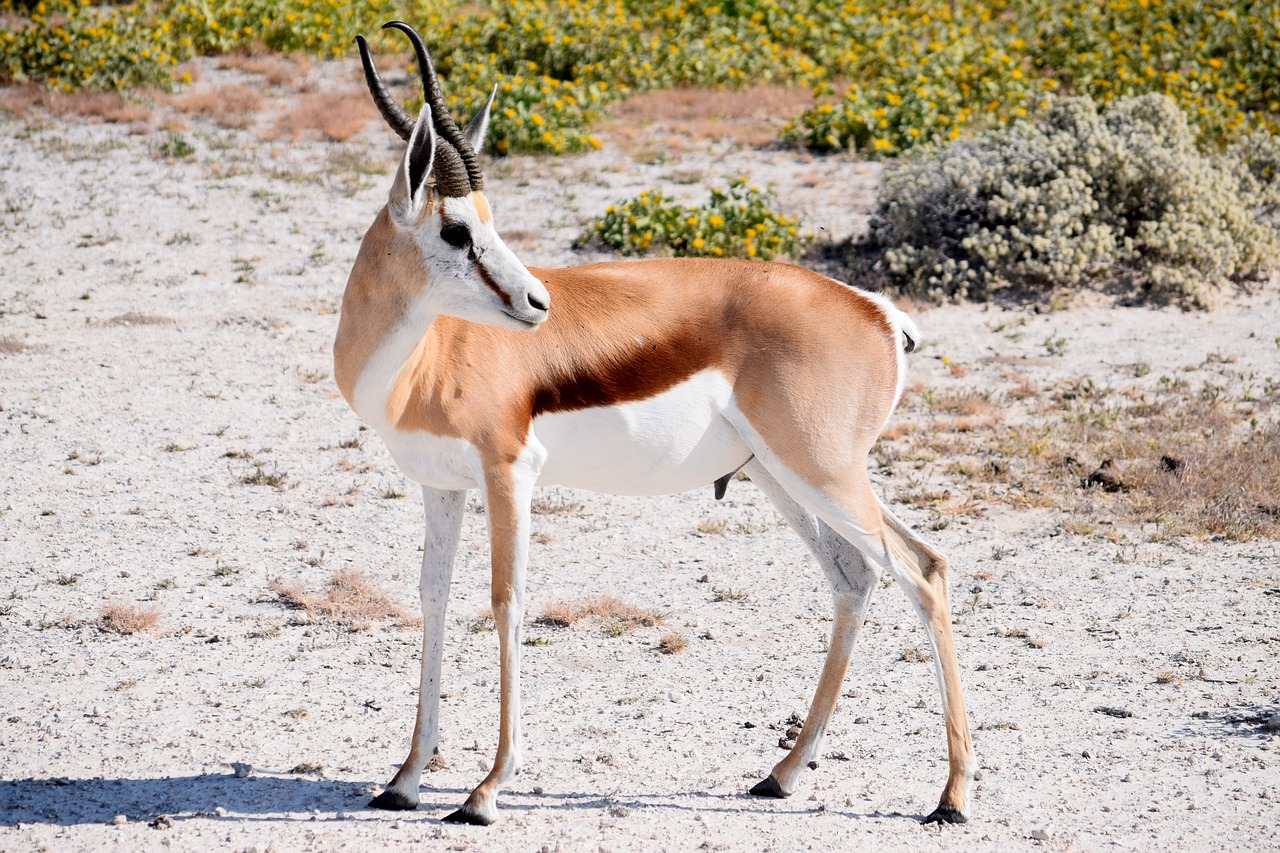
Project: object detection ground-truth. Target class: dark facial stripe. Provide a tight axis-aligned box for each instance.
[473,259,512,307]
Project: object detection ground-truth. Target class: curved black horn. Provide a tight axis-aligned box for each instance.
[355,34,415,141]
[382,20,484,191]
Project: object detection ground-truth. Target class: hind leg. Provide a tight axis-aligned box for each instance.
[876,498,976,823]
[746,452,975,822]
[741,460,879,798]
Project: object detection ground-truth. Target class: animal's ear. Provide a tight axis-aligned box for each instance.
[390,104,436,225]
[462,85,498,156]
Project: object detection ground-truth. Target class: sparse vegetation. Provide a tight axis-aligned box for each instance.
[535,595,666,635]
[657,632,687,655]
[887,349,1280,540]
[99,601,163,635]
[239,463,291,490]
[270,568,416,631]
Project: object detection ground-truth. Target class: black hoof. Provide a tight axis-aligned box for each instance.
[369,790,419,811]
[442,805,495,826]
[923,804,967,825]
[748,775,789,799]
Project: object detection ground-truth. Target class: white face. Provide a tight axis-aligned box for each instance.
[413,193,551,331]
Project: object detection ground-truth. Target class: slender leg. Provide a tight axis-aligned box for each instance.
[743,449,975,822]
[877,498,976,823]
[443,464,535,826]
[371,487,466,811]
[742,461,879,798]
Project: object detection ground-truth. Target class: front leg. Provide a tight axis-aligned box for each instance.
[370,486,466,811]
[444,460,536,826]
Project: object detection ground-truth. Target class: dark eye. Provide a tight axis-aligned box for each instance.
[440,223,472,250]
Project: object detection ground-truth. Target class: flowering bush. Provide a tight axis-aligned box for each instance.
[858,94,1280,305]
[576,179,805,260]
[2,0,1277,156]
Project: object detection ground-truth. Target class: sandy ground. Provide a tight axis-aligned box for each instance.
[1,58,1278,852]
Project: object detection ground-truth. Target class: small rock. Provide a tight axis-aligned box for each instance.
[854,717,869,725]
[1094,705,1133,719]
[785,726,802,739]
[778,737,795,750]
[1266,714,1280,732]
[742,721,756,729]
[232,762,251,778]
[1159,455,1185,474]
[915,699,927,709]
[148,815,172,829]
[532,786,544,795]
[1030,828,1050,841]
[110,815,127,826]
[698,574,710,583]
[336,810,347,820]
[1081,749,1094,759]
[214,806,228,818]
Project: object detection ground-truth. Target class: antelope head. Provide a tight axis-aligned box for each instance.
[353,21,550,331]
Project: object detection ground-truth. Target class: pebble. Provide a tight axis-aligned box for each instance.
[1030,828,1050,841]
[110,815,127,826]
[1266,714,1280,732]
[214,806,228,818]
[232,762,252,778]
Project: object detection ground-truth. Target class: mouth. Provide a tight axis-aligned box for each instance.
[502,308,547,330]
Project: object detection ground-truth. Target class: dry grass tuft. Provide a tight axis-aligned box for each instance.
[0,84,151,123]
[270,568,415,631]
[657,632,687,655]
[172,84,263,129]
[0,336,35,355]
[217,51,312,87]
[99,601,163,635]
[266,90,375,142]
[610,85,816,147]
[536,595,666,630]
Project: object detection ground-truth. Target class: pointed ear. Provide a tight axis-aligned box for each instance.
[463,85,498,155]
[390,104,436,225]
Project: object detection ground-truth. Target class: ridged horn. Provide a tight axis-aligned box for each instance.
[382,20,484,192]
[355,34,415,141]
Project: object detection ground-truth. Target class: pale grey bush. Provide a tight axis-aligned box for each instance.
[859,94,1280,306]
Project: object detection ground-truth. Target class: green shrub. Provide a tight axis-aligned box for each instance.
[576,179,805,260]
[3,0,1278,158]
[857,94,1280,306]
[0,0,178,91]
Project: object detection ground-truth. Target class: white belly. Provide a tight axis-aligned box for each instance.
[532,369,749,495]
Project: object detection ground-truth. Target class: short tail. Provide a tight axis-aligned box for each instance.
[892,306,920,354]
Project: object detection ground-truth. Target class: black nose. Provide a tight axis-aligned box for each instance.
[528,292,549,312]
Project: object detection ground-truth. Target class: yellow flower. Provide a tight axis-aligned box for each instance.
[708,214,724,227]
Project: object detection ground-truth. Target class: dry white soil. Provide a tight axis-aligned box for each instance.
[1,58,1278,852]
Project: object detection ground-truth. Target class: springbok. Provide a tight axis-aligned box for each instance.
[334,21,975,827]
